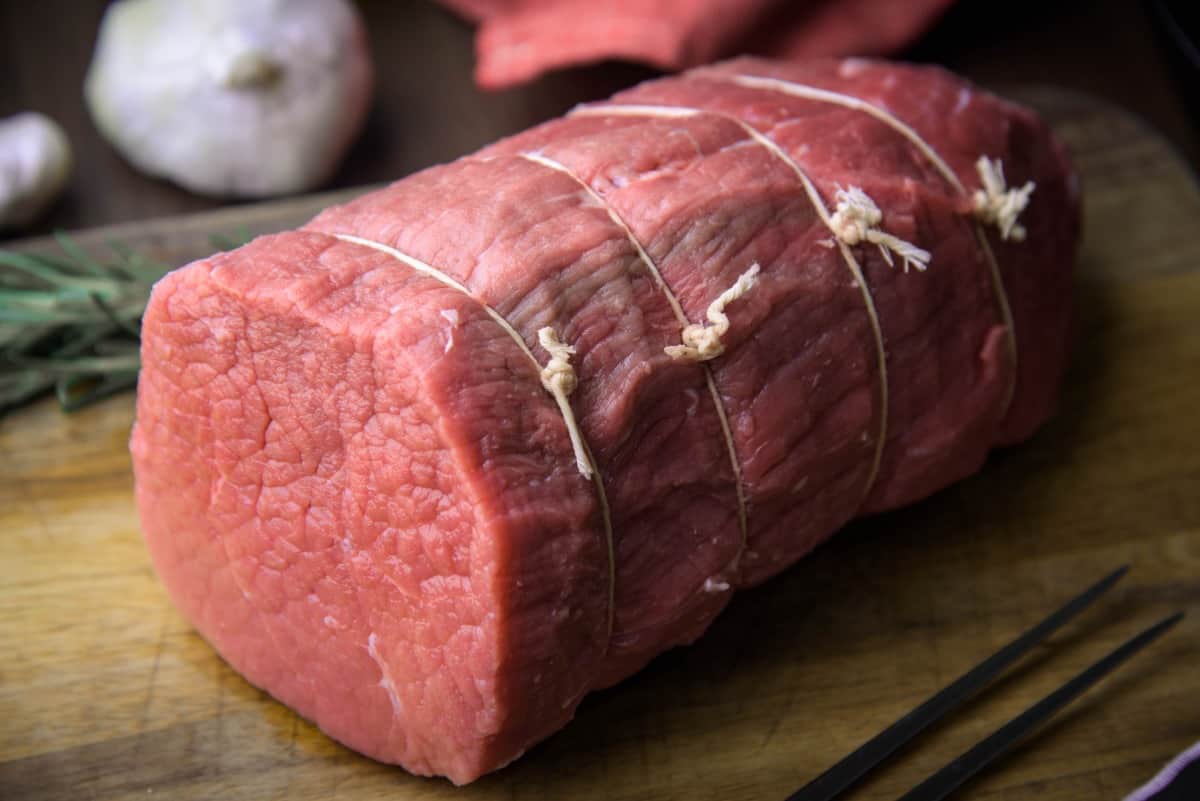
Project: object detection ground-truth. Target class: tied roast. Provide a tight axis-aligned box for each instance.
[131,57,1080,783]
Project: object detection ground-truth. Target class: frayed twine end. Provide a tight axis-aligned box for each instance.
[972,156,1035,242]
[829,186,931,273]
[665,263,761,361]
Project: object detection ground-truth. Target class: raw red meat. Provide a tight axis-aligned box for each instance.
[437,0,956,89]
[132,57,1079,783]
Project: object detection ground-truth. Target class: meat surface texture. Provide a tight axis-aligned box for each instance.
[131,57,1080,784]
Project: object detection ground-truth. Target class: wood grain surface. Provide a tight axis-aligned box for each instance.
[1,90,1198,801]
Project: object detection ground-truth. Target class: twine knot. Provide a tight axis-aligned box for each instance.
[972,156,1035,242]
[665,264,761,361]
[537,327,591,477]
[828,186,931,273]
[538,327,578,397]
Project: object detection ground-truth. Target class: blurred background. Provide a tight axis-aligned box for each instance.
[0,0,1197,240]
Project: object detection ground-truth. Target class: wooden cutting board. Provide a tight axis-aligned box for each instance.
[1,89,1198,801]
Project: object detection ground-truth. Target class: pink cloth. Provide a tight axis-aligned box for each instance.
[438,0,956,89]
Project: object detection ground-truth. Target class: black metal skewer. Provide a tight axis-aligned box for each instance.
[898,611,1185,801]
[785,565,1131,801]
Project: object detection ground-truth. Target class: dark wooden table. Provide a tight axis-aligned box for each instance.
[1,0,1197,241]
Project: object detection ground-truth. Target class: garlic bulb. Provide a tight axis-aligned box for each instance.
[84,0,373,198]
[0,113,72,230]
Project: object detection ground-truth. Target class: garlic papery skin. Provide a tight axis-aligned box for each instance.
[0,113,72,230]
[84,0,374,199]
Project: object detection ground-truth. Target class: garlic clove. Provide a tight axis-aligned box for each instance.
[0,112,73,231]
[84,0,374,199]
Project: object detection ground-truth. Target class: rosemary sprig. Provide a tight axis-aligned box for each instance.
[0,230,249,418]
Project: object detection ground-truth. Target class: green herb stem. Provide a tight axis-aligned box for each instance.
[0,229,249,417]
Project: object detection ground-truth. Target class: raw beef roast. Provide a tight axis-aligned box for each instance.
[131,57,1080,783]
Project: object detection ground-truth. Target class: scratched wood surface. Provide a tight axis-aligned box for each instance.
[0,90,1198,801]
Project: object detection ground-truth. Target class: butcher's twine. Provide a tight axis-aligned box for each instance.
[678,106,891,505]
[972,157,1035,242]
[559,82,1035,566]
[538,327,579,396]
[829,186,931,273]
[666,264,761,361]
[534,327,614,634]
[722,72,1023,425]
[519,148,750,555]
[538,327,593,477]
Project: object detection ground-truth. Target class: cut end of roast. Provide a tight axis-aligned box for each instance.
[131,232,610,781]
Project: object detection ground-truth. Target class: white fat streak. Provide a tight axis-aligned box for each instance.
[440,308,459,352]
[723,71,1020,414]
[335,232,615,640]
[517,150,750,554]
[953,87,972,115]
[838,58,871,78]
[367,632,404,720]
